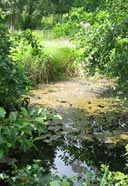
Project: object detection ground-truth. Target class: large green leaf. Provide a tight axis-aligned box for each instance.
[9,111,18,122]
[0,107,6,118]
[22,128,32,136]
[0,150,3,159]
[34,117,44,124]
[4,127,11,136]
[28,107,36,116]
[20,107,28,117]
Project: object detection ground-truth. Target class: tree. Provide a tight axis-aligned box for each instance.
[21,0,54,29]
[0,0,55,30]
[0,0,26,30]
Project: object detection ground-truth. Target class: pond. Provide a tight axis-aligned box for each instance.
[28,79,128,176]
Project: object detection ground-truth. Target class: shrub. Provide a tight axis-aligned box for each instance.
[0,15,29,110]
[43,45,80,78]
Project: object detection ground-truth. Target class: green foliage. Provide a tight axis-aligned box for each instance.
[52,7,92,38]
[10,29,47,84]
[43,45,80,78]
[53,0,128,92]
[0,0,109,30]
[84,0,106,12]
[0,0,54,30]
[98,144,128,186]
[0,107,6,118]
[0,106,59,159]
[0,15,29,109]
[100,164,128,186]
[79,144,128,186]
[4,148,128,186]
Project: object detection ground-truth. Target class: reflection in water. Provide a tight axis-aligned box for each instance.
[56,135,126,172]
[51,148,93,186]
[51,148,79,177]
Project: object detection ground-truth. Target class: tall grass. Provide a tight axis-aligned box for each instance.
[9,30,82,85]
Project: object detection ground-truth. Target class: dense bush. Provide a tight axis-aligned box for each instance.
[99,144,128,186]
[0,15,29,110]
[100,164,128,186]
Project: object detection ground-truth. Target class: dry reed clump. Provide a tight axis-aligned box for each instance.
[66,62,85,78]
